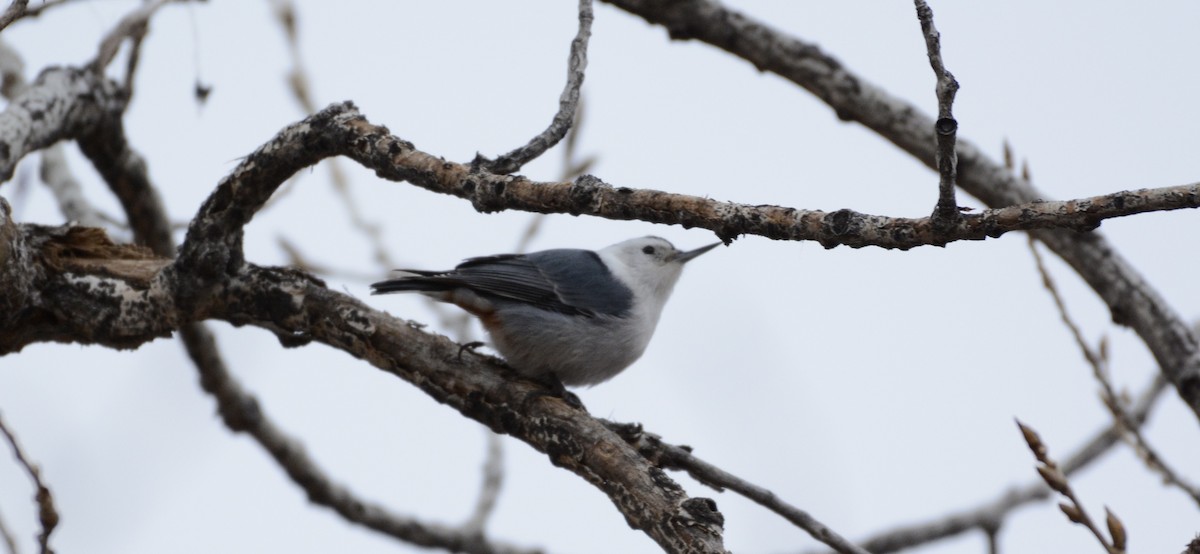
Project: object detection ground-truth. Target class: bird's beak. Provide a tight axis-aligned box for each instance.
[674,242,721,264]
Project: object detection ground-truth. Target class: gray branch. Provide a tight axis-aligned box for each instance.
[607,422,868,554]
[1,103,729,553]
[914,0,960,229]
[483,0,593,175]
[826,374,1168,554]
[599,0,1200,454]
[0,412,57,554]
[181,322,541,554]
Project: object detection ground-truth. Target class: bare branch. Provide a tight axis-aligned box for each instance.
[914,0,960,229]
[73,89,173,253]
[484,0,593,175]
[89,0,172,75]
[1186,535,1200,554]
[0,39,117,231]
[1,225,728,551]
[266,0,396,273]
[0,103,729,552]
[829,373,1168,554]
[0,507,15,554]
[600,0,1200,433]
[1016,420,1126,554]
[0,412,58,554]
[40,146,118,230]
[1030,238,1200,507]
[181,323,541,554]
[0,67,125,183]
[0,0,28,33]
[342,106,1198,248]
[463,430,506,537]
[0,0,70,34]
[608,422,865,554]
[77,20,520,546]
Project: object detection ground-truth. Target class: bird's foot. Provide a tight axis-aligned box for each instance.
[457,341,486,361]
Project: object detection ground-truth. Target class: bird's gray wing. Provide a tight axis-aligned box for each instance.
[437,249,634,317]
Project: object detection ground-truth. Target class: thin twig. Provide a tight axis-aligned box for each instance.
[0,413,58,554]
[1016,420,1126,554]
[266,0,395,271]
[0,506,18,554]
[1030,238,1200,507]
[825,373,1167,554]
[914,0,960,229]
[0,0,69,33]
[605,422,867,554]
[0,0,26,34]
[89,0,173,74]
[484,0,593,175]
[463,430,505,536]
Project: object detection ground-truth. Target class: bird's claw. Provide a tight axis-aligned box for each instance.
[457,341,486,361]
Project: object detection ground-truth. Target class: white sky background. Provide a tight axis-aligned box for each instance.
[1,1,1198,553]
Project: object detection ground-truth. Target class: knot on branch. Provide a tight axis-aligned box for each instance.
[820,209,858,248]
[935,117,957,136]
[569,174,610,215]
[680,497,725,529]
[465,173,511,213]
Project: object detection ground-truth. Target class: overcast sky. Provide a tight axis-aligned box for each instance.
[2,1,1198,553]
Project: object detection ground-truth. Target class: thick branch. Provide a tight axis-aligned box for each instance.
[3,103,729,552]
[74,88,173,253]
[180,323,541,554]
[8,98,1195,553]
[0,224,729,552]
[0,0,27,34]
[0,67,125,182]
[598,0,1200,429]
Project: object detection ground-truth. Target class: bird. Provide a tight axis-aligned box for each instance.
[371,236,719,387]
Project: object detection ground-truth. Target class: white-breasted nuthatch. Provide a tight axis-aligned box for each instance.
[371,236,719,386]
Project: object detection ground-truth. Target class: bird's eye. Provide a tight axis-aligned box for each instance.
[642,246,655,255]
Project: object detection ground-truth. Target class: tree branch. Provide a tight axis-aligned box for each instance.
[0,67,125,182]
[180,322,542,554]
[1016,420,1127,553]
[70,6,533,549]
[0,1,27,35]
[1030,239,1200,507]
[342,104,1197,248]
[7,91,1196,552]
[598,0,1200,429]
[914,0,960,229]
[483,0,593,175]
[826,373,1168,554]
[2,103,730,553]
[0,412,57,554]
[0,505,16,554]
[0,0,71,34]
[607,422,867,554]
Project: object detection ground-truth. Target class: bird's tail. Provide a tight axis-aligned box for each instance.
[370,271,452,295]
